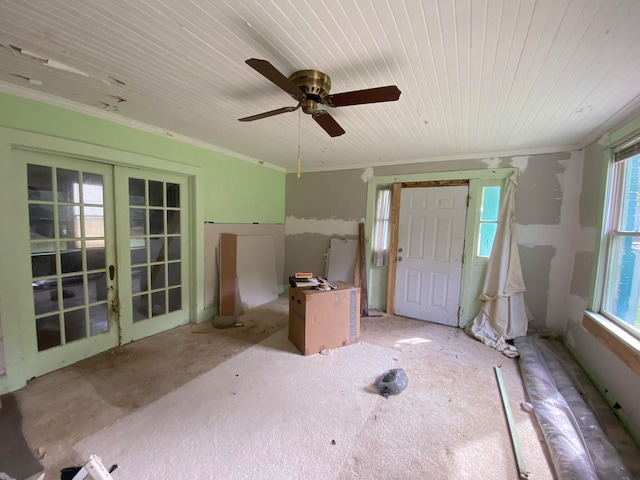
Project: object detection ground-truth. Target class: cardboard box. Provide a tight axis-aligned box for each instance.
[288,281,360,355]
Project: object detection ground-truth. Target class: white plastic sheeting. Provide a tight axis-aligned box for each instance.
[465,174,532,357]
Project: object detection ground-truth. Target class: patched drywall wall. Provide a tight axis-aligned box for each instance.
[285,170,365,277]
[564,114,640,435]
[286,151,579,331]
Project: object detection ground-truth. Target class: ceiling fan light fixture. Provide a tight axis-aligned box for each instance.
[239,58,401,137]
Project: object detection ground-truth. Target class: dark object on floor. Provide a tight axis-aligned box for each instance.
[376,368,409,397]
[0,393,44,480]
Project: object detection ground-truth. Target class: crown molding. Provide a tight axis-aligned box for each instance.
[0,81,285,173]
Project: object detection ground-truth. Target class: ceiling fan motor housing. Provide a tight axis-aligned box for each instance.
[289,70,331,114]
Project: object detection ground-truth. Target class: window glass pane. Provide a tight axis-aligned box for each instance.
[151,291,166,317]
[480,186,500,222]
[29,204,54,239]
[149,181,164,207]
[132,266,148,294]
[130,208,146,235]
[150,237,165,262]
[82,173,104,205]
[32,246,56,277]
[150,209,165,234]
[88,272,107,302]
[64,309,87,343]
[169,287,181,312]
[62,275,84,309]
[129,178,146,206]
[131,239,147,265]
[89,304,109,336]
[166,183,180,208]
[603,235,640,330]
[58,205,80,238]
[28,164,53,201]
[167,237,180,261]
[33,279,58,314]
[84,206,104,237]
[151,264,166,289]
[478,223,497,257]
[60,244,83,274]
[36,314,61,351]
[57,169,79,203]
[619,156,640,232]
[168,262,181,287]
[133,294,148,323]
[167,210,180,234]
[87,246,106,270]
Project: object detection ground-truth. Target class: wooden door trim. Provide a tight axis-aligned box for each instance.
[386,183,401,314]
[401,179,469,188]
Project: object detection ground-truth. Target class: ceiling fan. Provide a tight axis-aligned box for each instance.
[238,58,401,137]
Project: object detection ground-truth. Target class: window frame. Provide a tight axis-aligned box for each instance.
[595,137,640,341]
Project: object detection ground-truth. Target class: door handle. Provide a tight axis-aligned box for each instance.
[397,256,403,261]
[109,265,115,281]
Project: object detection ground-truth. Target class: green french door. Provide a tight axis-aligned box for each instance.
[115,167,189,343]
[22,151,119,376]
[20,151,190,377]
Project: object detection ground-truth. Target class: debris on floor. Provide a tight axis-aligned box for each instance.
[375,368,408,397]
[213,315,243,329]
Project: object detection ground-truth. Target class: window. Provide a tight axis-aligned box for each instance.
[601,137,640,338]
[477,186,501,257]
[372,186,392,266]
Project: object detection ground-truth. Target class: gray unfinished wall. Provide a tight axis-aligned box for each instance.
[285,170,367,278]
[286,151,576,329]
[564,120,640,433]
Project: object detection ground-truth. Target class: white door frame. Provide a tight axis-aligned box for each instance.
[393,183,469,325]
[0,127,203,392]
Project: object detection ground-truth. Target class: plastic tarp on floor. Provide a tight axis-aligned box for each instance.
[465,174,532,357]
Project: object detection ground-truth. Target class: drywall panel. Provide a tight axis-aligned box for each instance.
[326,238,358,282]
[236,235,278,311]
[204,223,285,309]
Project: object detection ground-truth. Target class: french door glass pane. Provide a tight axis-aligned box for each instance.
[28,163,111,351]
[57,169,79,203]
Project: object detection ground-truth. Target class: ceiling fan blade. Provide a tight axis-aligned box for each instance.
[238,105,299,122]
[245,58,304,100]
[326,85,401,107]
[312,110,345,137]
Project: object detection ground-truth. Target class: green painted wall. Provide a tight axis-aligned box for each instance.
[0,92,285,223]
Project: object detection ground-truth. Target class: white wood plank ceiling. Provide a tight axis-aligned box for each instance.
[1,0,640,172]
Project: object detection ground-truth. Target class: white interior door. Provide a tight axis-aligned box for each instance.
[394,185,468,326]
